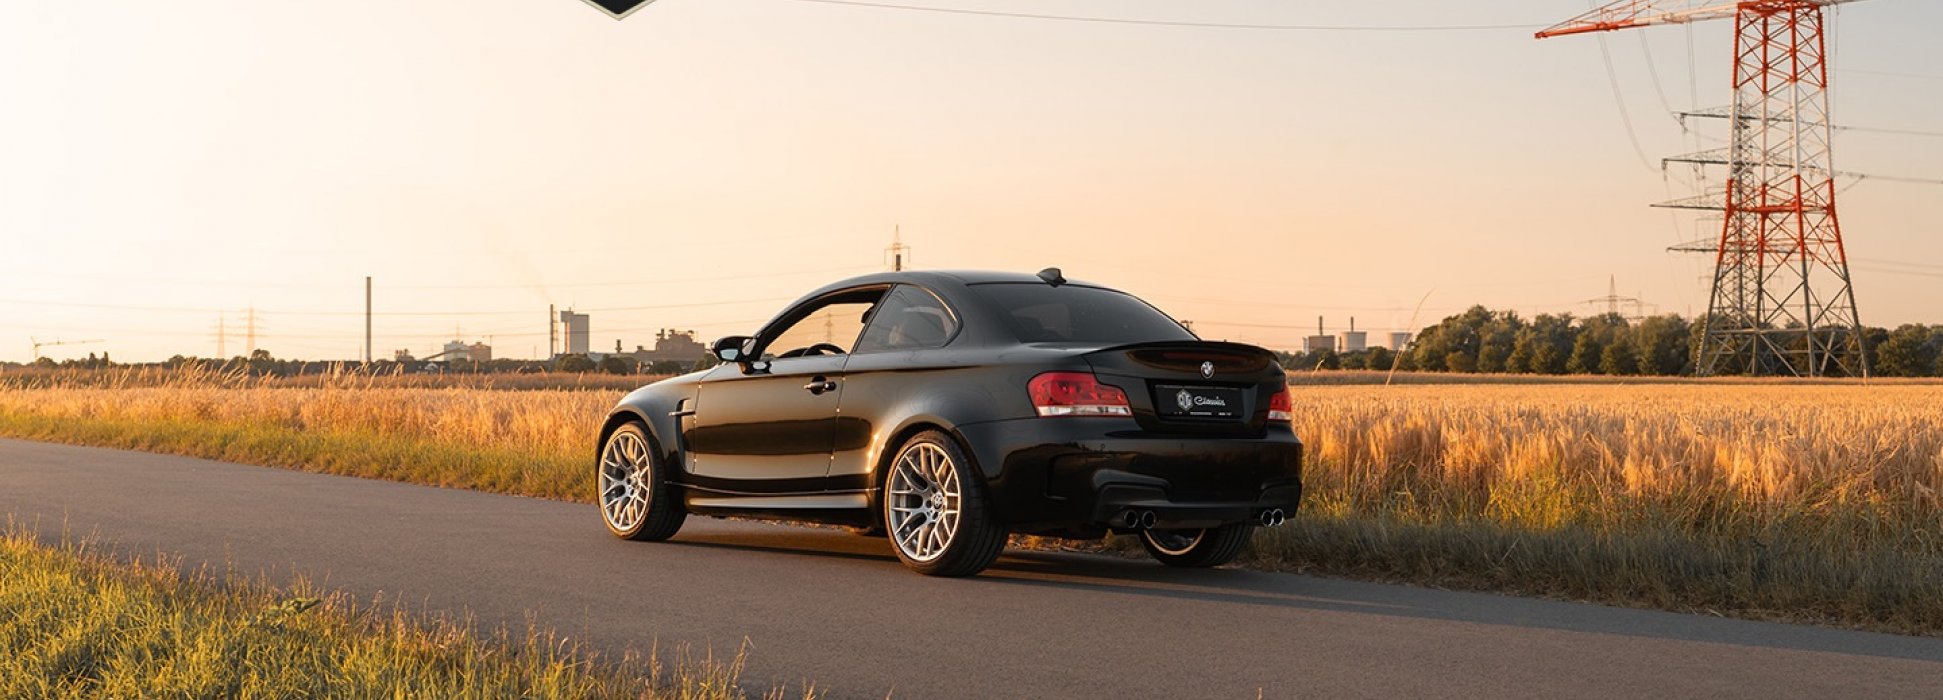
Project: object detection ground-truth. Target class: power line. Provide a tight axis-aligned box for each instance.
[778,0,1543,32]
[0,296,794,317]
[1843,68,1943,81]
[1593,31,1657,171]
[381,265,879,290]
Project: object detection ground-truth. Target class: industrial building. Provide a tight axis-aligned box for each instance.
[558,310,590,355]
[622,328,706,365]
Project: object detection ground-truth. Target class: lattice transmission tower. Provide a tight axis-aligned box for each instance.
[1539,0,1869,377]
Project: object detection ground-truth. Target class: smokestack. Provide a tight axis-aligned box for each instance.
[1318,316,1324,336]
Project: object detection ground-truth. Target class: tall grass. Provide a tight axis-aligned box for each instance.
[1262,385,1943,633]
[1,372,1939,634]
[0,529,796,698]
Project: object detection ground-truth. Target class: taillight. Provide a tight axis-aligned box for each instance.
[1267,387,1292,423]
[1028,372,1132,417]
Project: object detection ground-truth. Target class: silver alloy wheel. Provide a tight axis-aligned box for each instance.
[599,430,653,533]
[1142,528,1205,556]
[887,442,962,563]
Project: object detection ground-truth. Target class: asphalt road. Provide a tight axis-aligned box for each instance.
[3,438,1940,699]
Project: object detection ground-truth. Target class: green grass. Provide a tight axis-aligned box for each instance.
[0,530,791,699]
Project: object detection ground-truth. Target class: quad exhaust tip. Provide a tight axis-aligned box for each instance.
[1260,509,1286,527]
[1138,510,1157,529]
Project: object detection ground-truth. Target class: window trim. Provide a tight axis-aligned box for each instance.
[850,283,963,355]
[751,284,893,360]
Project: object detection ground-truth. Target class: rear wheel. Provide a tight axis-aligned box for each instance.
[883,431,1007,576]
[599,423,685,541]
[1139,524,1252,568]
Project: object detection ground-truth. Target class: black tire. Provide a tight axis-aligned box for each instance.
[882,431,1007,577]
[598,422,686,541]
[1139,524,1252,568]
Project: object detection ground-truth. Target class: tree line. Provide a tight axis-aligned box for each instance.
[1277,306,1943,377]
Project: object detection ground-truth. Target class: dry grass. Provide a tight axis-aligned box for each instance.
[0,528,801,699]
[1264,384,1943,634]
[1,371,1939,635]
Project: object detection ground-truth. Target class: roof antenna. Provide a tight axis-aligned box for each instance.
[1037,267,1065,287]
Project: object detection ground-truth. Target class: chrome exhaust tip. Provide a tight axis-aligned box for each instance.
[1260,509,1286,527]
[1138,510,1158,529]
[1119,510,1142,529]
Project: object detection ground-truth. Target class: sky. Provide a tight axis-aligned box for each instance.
[1,0,1938,362]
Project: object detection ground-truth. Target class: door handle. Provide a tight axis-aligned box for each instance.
[802,377,837,395]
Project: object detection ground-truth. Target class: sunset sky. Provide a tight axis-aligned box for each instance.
[2,0,1938,362]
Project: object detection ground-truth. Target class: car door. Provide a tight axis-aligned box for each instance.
[832,284,963,481]
[684,287,886,491]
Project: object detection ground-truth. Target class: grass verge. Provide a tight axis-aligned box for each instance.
[0,529,796,699]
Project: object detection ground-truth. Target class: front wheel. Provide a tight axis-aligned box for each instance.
[1139,524,1252,568]
[599,423,686,541]
[883,431,1007,577]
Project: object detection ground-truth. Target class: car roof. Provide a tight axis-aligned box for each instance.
[798,269,1103,299]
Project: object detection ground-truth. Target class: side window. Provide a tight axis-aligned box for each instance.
[759,289,886,360]
[854,285,959,353]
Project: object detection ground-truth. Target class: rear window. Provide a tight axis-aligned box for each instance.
[971,283,1195,344]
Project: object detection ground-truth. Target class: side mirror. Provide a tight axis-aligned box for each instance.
[712,336,754,363]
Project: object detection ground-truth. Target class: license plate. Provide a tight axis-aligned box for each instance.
[1155,385,1244,419]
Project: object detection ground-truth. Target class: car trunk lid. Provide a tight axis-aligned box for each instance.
[1079,341,1286,436]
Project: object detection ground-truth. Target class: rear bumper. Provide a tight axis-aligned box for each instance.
[954,417,1302,533]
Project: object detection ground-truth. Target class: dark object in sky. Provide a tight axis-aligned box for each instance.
[593,270,1302,576]
[579,0,657,19]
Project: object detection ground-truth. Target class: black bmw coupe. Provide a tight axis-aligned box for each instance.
[595,269,1302,576]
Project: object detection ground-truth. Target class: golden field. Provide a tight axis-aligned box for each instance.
[1,370,1938,634]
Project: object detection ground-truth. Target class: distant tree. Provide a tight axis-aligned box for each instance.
[1338,350,1369,371]
[647,359,693,375]
[1569,313,1628,375]
[556,354,596,373]
[1312,349,1342,371]
[1364,346,1395,372]
[1599,337,1639,375]
[1523,313,1577,374]
[1860,325,1892,373]
[1630,314,1692,376]
[32,357,55,369]
[1567,333,1603,375]
[1409,306,1494,372]
[1874,325,1940,377]
[1475,312,1524,373]
[598,356,635,375]
[692,354,721,372]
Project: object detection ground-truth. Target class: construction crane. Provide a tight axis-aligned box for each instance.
[30,337,104,361]
[1538,0,1870,377]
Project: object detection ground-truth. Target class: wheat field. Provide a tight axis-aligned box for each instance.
[1,371,1938,633]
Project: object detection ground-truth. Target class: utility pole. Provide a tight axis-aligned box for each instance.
[216,315,227,358]
[30,338,103,362]
[885,226,910,271]
[245,305,257,357]
[1582,276,1642,319]
[548,304,556,359]
[364,276,373,364]
[1539,0,1870,377]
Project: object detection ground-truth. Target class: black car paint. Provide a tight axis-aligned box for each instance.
[597,270,1302,536]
